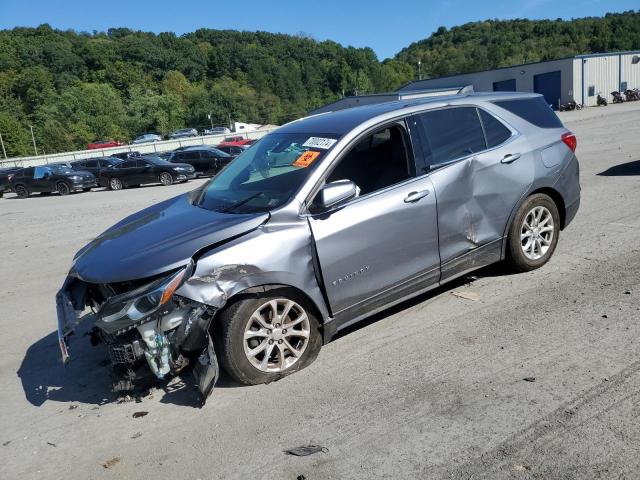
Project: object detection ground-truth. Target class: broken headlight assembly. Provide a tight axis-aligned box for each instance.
[95,266,190,335]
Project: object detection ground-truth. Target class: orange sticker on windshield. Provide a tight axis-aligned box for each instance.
[293,150,320,168]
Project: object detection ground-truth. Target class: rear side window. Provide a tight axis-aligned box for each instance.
[415,107,486,166]
[118,161,136,168]
[492,97,563,128]
[479,109,512,148]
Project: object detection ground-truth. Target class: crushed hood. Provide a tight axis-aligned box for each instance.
[71,192,269,283]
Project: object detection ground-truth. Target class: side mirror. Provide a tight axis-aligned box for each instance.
[315,180,357,210]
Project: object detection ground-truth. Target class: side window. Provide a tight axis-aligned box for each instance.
[85,160,98,168]
[34,166,48,179]
[119,160,136,169]
[326,124,414,196]
[184,151,201,160]
[136,160,150,168]
[20,168,34,178]
[492,97,563,128]
[415,107,486,167]
[479,109,512,148]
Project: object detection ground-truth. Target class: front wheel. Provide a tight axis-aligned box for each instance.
[159,172,173,186]
[215,291,322,385]
[14,184,29,199]
[505,193,560,272]
[109,177,123,191]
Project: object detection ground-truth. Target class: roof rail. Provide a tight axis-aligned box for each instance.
[458,85,474,94]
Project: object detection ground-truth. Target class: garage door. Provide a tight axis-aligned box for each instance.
[534,71,561,110]
[493,79,516,92]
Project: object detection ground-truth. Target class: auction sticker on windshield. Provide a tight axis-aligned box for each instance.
[302,137,337,149]
[293,150,320,168]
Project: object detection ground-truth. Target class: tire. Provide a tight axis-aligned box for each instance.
[506,193,560,272]
[159,172,173,186]
[14,184,29,199]
[109,177,123,191]
[57,182,71,196]
[215,289,322,386]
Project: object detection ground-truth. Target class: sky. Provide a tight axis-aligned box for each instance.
[0,0,637,59]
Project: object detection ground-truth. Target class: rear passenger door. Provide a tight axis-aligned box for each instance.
[411,106,534,280]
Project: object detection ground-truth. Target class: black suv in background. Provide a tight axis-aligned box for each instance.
[10,164,96,198]
[97,155,195,190]
[167,146,234,176]
[71,157,123,177]
[0,166,21,198]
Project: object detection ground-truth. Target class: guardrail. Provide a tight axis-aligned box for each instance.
[0,127,277,168]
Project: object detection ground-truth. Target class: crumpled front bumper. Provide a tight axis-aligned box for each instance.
[55,276,220,405]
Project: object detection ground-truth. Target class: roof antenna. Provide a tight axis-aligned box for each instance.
[458,85,474,95]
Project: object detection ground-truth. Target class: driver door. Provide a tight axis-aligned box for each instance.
[307,122,440,322]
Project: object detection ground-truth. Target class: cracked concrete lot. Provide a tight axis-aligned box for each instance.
[0,102,639,480]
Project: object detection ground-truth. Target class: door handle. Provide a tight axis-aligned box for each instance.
[404,190,430,203]
[501,153,521,164]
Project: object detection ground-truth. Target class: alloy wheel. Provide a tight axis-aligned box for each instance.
[110,178,123,190]
[243,299,311,373]
[521,206,554,260]
[15,185,28,198]
[57,182,70,196]
[160,172,173,186]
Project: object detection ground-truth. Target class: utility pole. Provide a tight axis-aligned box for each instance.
[29,125,37,155]
[418,60,422,80]
[0,133,7,159]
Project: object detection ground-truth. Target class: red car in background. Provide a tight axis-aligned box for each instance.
[217,136,256,147]
[87,140,124,150]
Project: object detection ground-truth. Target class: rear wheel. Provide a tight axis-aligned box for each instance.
[506,193,560,272]
[159,172,173,186]
[57,182,71,196]
[14,184,29,199]
[215,290,322,386]
[109,177,123,191]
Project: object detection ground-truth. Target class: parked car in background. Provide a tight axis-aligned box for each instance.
[0,166,21,198]
[132,133,163,144]
[71,157,123,177]
[218,135,255,147]
[87,140,124,150]
[10,164,96,198]
[167,146,234,176]
[110,151,140,160]
[167,128,198,139]
[216,144,249,156]
[204,126,231,135]
[56,92,580,403]
[97,155,195,190]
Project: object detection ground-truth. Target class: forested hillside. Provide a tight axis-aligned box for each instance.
[0,27,413,156]
[0,11,638,157]
[396,11,640,78]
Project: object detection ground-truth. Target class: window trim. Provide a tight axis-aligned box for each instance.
[411,105,519,174]
[303,119,418,215]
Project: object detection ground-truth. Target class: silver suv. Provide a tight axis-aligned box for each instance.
[57,92,580,404]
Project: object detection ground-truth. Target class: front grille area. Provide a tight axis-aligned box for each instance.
[98,329,144,366]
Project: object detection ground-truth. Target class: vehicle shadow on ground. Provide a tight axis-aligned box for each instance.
[17,322,209,408]
[597,159,640,176]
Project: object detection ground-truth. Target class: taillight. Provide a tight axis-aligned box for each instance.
[561,132,577,152]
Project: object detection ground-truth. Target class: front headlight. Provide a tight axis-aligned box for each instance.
[96,265,190,333]
[69,175,82,181]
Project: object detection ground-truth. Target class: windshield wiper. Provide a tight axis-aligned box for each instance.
[220,192,265,213]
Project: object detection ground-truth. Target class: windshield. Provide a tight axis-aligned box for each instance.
[194,132,338,214]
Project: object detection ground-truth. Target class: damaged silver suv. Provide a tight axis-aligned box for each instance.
[57,92,580,404]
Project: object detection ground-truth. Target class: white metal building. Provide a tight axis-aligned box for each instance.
[397,50,640,109]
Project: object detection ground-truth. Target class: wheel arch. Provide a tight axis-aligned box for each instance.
[225,284,324,323]
[501,185,567,259]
